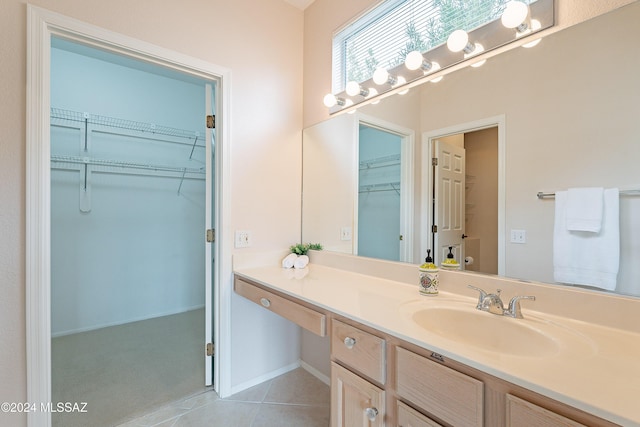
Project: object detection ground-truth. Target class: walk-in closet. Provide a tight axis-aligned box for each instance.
[50,38,213,427]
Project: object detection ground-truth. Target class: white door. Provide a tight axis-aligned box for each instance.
[434,140,465,265]
[204,83,215,385]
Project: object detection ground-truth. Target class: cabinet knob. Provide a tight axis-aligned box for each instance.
[260,297,271,308]
[364,407,379,421]
[343,336,356,349]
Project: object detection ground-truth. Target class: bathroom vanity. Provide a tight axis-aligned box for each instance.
[234,251,640,427]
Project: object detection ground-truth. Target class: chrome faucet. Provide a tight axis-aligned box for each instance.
[468,285,535,319]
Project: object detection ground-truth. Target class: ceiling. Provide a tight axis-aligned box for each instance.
[284,0,316,10]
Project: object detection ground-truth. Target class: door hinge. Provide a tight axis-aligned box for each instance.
[206,229,215,243]
[206,342,215,356]
[206,115,215,129]
[432,157,438,166]
[432,225,438,233]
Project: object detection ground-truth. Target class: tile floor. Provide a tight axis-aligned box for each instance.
[117,368,330,427]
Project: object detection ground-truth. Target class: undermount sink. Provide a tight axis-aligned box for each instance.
[401,300,595,358]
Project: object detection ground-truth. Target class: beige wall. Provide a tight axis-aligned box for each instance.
[1,0,303,424]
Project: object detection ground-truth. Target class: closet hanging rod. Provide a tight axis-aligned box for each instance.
[537,189,640,199]
[51,155,205,175]
[51,107,207,141]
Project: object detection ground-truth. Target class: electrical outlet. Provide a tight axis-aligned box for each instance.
[340,226,352,241]
[510,229,526,244]
[234,230,252,248]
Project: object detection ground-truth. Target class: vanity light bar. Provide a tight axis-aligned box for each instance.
[325,0,554,114]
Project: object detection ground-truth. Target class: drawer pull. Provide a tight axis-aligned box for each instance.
[260,297,271,308]
[365,407,379,421]
[343,336,357,349]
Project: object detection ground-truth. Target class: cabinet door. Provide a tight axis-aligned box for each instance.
[331,362,385,427]
[397,401,443,427]
[506,394,586,427]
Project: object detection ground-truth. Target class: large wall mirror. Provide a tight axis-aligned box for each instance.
[302,1,640,297]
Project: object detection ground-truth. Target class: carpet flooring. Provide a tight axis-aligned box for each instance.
[52,309,206,427]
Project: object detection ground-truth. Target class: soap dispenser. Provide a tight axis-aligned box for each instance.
[441,246,461,270]
[418,249,439,295]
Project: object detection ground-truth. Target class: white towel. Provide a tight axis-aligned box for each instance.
[294,255,309,269]
[281,253,298,269]
[553,188,619,291]
[566,187,604,232]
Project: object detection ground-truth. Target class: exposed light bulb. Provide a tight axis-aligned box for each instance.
[373,67,390,85]
[345,81,360,97]
[346,81,369,97]
[323,93,337,108]
[501,1,529,29]
[323,93,345,108]
[447,30,470,53]
[405,51,425,71]
[366,87,378,98]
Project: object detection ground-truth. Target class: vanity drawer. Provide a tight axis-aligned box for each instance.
[506,394,586,427]
[396,347,484,427]
[234,277,326,337]
[331,319,386,384]
[397,401,443,427]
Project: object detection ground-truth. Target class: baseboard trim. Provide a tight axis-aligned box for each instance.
[300,360,330,386]
[51,305,205,338]
[228,361,300,396]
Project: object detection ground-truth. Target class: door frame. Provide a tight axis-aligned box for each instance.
[421,115,505,275]
[26,6,233,426]
[355,113,415,263]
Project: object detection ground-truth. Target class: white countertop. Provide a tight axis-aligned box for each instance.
[234,262,640,426]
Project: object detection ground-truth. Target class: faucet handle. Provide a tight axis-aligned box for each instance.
[506,295,536,319]
[467,285,487,309]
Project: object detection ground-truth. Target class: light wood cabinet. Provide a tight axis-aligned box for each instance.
[331,362,385,427]
[331,319,386,384]
[506,394,587,427]
[396,347,484,427]
[234,274,618,427]
[234,276,326,336]
[397,401,443,427]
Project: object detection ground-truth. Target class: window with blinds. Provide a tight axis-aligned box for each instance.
[332,0,537,92]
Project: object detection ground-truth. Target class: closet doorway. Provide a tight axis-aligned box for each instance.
[356,116,414,263]
[49,38,215,426]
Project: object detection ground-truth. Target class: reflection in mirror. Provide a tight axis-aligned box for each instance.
[302,2,640,297]
[357,118,414,262]
[431,128,499,275]
[358,124,403,261]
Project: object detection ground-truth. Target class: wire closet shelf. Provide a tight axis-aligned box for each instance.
[51,107,208,140]
[50,108,208,194]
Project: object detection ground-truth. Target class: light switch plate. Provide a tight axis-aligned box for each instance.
[340,226,352,241]
[510,229,526,244]
[235,230,252,248]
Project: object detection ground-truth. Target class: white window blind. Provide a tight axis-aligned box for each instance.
[332,0,537,92]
